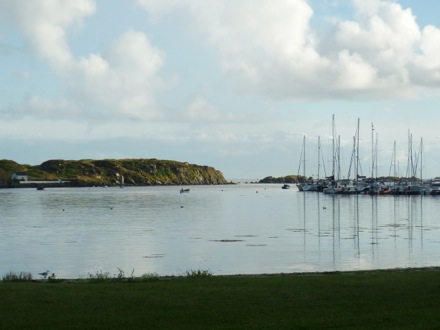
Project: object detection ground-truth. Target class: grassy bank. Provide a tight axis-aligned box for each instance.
[2,268,440,329]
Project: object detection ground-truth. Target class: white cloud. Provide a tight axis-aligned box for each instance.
[2,0,440,129]
[0,0,95,67]
[0,0,168,120]
[186,95,221,122]
[138,0,440,99]
[68,30,167,119]
[411,25,440,86]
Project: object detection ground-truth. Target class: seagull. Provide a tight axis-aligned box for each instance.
[39,270,50,279]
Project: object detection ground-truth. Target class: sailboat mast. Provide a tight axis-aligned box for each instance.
[420,137,423,181]
[303,135,306,180]
[406,130,410,178]
[337,135,341,180]
[410,132,414,178]
[394,140,397,177]
[371,123,374,179]
[297,135,305,181]
[375,132,378,178]
[332,114,335,180]
[356,118,360,182]
[318,136,321,180]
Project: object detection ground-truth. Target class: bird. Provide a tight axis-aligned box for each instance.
[39,270,50,279]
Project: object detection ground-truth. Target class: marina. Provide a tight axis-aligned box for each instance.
[296,116,432,195]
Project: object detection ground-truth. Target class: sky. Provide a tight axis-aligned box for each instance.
[1,0,440,180]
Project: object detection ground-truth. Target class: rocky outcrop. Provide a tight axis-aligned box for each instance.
[1,158,229,187]
[258,175,302,184]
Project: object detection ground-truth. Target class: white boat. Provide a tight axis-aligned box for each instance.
[323,179,360,195]
[296,135,326,192]
[429,179,440,195]
[365,181,391,195]
[324,116,363,195]
[302,182,318,192]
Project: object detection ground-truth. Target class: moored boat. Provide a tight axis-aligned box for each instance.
[429,178,440,195]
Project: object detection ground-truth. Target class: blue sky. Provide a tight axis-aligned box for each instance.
[1,0,440,180]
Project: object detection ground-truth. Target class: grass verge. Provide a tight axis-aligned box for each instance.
[2,268,440,329]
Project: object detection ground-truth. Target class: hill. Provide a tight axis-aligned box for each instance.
[258,175,303,183]
[0,158,229,188]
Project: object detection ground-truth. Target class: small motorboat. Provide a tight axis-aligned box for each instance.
[36,186,44,191]
[281,184,291,190]
[180,188,190,193]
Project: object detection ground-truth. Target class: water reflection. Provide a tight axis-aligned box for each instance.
[297,191,440,273]
[2,186,440,278]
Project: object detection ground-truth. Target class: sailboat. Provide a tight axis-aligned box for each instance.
[324,117,362,194]
[296,135,327,192]
[296,135,306,191]
[391,132,425,195]
[323,115,339,194]
[302,136,328,192]
[364,123,392,195]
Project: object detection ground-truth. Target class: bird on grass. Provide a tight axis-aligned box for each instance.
[39,270,50,279]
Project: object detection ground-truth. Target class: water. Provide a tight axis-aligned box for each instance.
[1,184,440,279]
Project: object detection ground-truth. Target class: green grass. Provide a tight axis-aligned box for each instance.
[2,271,33,281]
[2,268,440,329]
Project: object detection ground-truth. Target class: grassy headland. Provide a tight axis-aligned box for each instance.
[2,268,440,329]
[0,158,228,188]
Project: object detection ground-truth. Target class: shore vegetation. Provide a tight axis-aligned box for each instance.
[2,267,440,329]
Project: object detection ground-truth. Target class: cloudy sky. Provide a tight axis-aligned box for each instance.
[1,0,440,180]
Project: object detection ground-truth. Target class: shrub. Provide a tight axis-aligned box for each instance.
[184,269,213,278]
[87,270,111,282]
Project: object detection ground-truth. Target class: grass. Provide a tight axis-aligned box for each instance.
[2,268,440,329]
[2,271,33,281]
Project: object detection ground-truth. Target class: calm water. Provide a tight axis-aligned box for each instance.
[2,184,440,278]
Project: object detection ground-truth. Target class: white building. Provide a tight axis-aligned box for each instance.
[11,172,29,181]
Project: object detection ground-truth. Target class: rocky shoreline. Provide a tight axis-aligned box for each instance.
[0,158,230,188]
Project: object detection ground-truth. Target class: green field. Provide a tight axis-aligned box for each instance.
[2,268,440,329]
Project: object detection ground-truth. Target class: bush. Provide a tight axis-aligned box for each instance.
[184,269,213,278]
[87,270,112,282]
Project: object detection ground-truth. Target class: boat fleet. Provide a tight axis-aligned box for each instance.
[295,116,436,196]
[296,177,440,195]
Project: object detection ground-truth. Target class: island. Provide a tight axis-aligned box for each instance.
[0,158,229,188]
